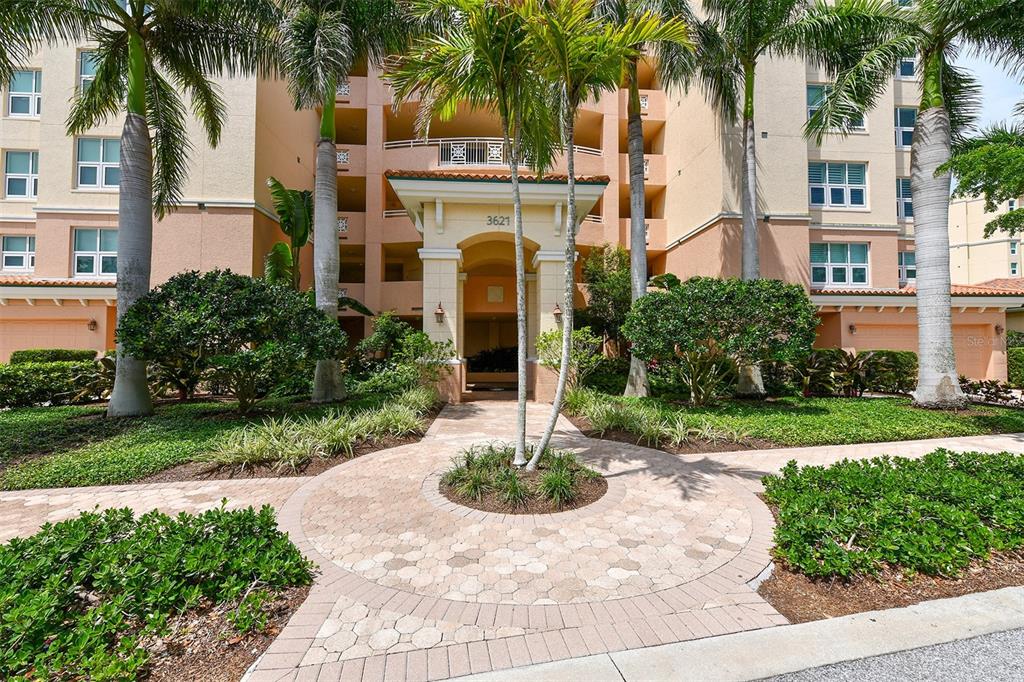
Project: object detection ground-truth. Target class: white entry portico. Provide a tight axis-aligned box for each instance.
[386,171,608,400]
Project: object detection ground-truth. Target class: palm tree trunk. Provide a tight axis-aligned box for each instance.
[623,61,650,397]
[107,35,154,417]
[529,113,577,469]
[312,88,345,402]
[504,123,529,466]
[911,102,966,408]
[737,60,765,397]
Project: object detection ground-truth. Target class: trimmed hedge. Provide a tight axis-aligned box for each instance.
[863,349,918,394]
[1010,347,1024,388]
[0,362,94,408]
[9,348,97,364]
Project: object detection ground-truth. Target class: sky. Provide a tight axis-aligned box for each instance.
[956,53,1023,128]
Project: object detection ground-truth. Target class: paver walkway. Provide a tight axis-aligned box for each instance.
[2,403,1022,682]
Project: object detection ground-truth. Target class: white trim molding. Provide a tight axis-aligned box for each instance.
[417,247,463,263]
[0,284,117,303]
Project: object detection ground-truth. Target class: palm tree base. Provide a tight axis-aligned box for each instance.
[912,375,969,410]
[312,359,346,403]
[735,364,766,398]
[623,356,650,397]
[106,355,155,417]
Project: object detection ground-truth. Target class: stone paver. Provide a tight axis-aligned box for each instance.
[0,478,307,542]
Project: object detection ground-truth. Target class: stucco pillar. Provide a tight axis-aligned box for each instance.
[418,248,462,351]
[532,250,567,402]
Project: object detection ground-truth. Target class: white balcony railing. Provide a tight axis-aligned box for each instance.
[639,94,649,110]
[336,80,351,97]
[337,216,348,233]
[383,137,602,167]
[383,209,407,218]
[583,214,602,223]
[643,158,650,176]
[336,150,350,165]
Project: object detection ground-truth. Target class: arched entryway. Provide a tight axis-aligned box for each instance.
[458,232,539,397]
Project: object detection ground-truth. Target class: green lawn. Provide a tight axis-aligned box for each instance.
[0,397,383,491]
[568,390,1024,448]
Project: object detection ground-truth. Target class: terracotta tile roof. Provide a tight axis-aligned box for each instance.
[385,169,611,184]
[812,285,1023,296]
[0,276,115,287]
[974,277,1024,292]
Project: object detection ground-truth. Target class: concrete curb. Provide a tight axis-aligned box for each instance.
[458,587,1024,681]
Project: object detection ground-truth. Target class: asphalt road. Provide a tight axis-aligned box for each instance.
[765,628,1024,682]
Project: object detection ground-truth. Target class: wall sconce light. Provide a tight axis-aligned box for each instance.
[996,324,1005,335]
[552,303,563,324]
[434,302,445,324]
[87,319,98,332]
[848,324,857,335]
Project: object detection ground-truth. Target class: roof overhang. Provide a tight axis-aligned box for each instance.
[0,283,117,306]
[812,292,1024,311]
[385,173,608,234]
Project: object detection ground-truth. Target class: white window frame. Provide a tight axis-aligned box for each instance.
[4,150,38,199]
[895,107,916,148]
[73,228,118,279]
[896,56,918,79]
[811,242,871,288]
[76,137,119,189]
[7,69,41,117]
[1011,241,1019,256]
[806,84,865,131]
[809,162,868,209]
[1012,262,1019,276]
[1,235,35,271]
[898,251,916,284]
[1009,199,1017,212]
[896,177,913,220]
[79,51,97,92]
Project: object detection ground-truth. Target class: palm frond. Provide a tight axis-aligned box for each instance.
[146,68,191,217]
[158,53,228,147]
[942,122,1024,236]
[267,176,313,248]
[0,0,96,82]
[940,52,982,143]
[66,27,128,135]
[264,241,295,286]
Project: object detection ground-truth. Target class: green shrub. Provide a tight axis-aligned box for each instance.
[0,361,96,408]
[118,270,346,408]
[536,325,603,390]
[538,469,575,506]
[1009,347,1024,388]
[351,362,420,396]
[582,356,629,395]
[863,349,918,394]
[1007,330,1024,349]
[9,348,97,364]
[763,450,1024,579]
[0,504,313,680]
[672,340,737,406]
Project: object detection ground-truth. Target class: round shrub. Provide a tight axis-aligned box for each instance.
[117,270,346,411]
[0,361,96,408]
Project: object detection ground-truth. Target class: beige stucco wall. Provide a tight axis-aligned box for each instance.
[948,197,1022,284]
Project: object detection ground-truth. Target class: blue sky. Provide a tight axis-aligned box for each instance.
[956,53,1023,127]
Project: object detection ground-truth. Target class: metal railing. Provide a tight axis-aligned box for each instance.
[337,216,348,233]
[639,94,649,110]
[336,80,351,97]
[336,150,350,165]
[383,137,602,167]
[383,209,407,218]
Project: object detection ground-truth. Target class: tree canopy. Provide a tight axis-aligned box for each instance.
[943,122,1024,237]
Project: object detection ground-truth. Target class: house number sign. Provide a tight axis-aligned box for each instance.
[486,215,511,226]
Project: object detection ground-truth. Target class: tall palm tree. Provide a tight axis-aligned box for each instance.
[807,0,1024,407]
[593,0,695,398]
[686,0,903,395]
[278,0,413,403]
[387,0,557,465]
[518,0,690,468]
[4,0,278,417]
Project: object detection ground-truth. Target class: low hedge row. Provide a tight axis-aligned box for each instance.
[9,348,97,364]
[0,361,95,408]
[1009,347,1024,389]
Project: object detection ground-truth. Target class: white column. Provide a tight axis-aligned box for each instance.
[533,250,567,338]
[418,248,462,355]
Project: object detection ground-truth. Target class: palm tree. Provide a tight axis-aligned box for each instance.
[278,0,413,403]
[4,0,278,417]
[387,0,557,465]
[593,0,695,398]
[518,0,690,468]
[807,0,1024,407]
[266,177,313,290]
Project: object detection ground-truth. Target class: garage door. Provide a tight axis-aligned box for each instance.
[851,324,992,380]
[0,320,99,362]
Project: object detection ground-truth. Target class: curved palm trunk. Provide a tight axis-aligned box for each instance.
[108,37,154,417]
[736,60,765,397]
[911,104,966,408]
[312,91,345,402]
[529,114,577,469]
[505,125,529,466]
[624,62,650,397]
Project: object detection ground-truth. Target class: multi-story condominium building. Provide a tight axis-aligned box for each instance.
[949,196,1024,284]
[3,46,1022,393]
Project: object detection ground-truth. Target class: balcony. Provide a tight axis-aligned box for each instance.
[336,145,367,174]
[619,153,665,185]
[336,212,366,242]
[619,218,667,251]
[334,77,368,105]
[383,137,602,169]
[618,89,666,120]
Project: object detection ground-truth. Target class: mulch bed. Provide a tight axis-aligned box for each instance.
[142,585,310,682]
[756,497,1024,623]
[138,419,435,484]
[759,551,1024,624]
[566,416,778,454]
[440,471,608,515]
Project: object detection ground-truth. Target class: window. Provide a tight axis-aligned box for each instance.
[4,151,38,198]
[79,52,98,91]
[895,107,916,148]
[1011,241,1019,256]
[898,251,916,284]
[897,177,913,219]
[811,243,870,287]
[73,228,117,278]
[76,138,119,188]
[809,162,867,208]
[1010,199,1018,212]
[806,84,864,130]
[1012,262,1019,276]
[1,235,34,270]
[8,70,41,117]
